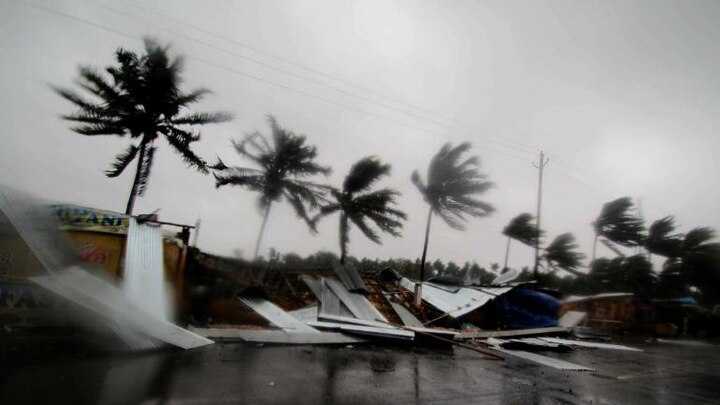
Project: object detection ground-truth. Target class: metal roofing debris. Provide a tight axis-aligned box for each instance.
[497,337,571,352]
[491,268,519,285]
[561,292,633,305]
[189,328,366,345]
[288,304,319,322]
[389,301,423,327]
[398,277,512,318]
[319,279,356,318]
[124,218,168,320]
[308,320,415,340]
[31,266,213,349]
[323,278,388,322]
[456,326,570,339]
[239,296,318,333]
[303,278,323,300]
[539,337,642,352]
[558,310,587,327]
[492,347,596,372]
[332,261,368,293]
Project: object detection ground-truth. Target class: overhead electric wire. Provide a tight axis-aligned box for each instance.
[85,0,539,157]
[16,0,647,204]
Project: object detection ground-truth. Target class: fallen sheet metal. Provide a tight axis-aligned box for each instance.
[288,304,319,322]
[332,261,368,293]
[303,278,323,300]
[239,296,318,333]
[31,266,213,349]
[308,320,415,340]
[322,278,388,322]
[398,277,512,318]
[319,279,356,318]
[389,301,423,327]
[457,326,570,339]
[493,347,596,372]
[189,328,366,345]
[558,310,587,327]
[497,337,572,352]
[539,337,642,352]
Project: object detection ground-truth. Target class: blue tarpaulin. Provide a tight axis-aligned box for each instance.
[497,289,561,329]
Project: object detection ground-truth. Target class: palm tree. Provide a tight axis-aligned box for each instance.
[312,157,407,263]
[592,197,645,262]
[543,233,586,276]
[502,213,542,270]
[53,38,231,215]
[211,115,330,258]
[645,216,683,260]
[411,142,494,281]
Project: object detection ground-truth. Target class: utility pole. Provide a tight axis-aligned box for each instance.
[533,151,550,280]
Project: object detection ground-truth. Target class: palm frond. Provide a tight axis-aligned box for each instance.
[171,112,233,125]
[104,144,139,178]
[594,197,645,247]
[343,156,391,194]
[165,127,207,173]
[544,233,585,272]
[503,212,542,247]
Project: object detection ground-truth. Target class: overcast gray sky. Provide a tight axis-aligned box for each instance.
[2,0,719,271]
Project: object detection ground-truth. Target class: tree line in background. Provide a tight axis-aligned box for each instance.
[54,38,720,305]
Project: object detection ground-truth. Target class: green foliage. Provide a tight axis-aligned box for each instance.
[594,197,645,247]
[646,216,683,258]
[212,115,331,229]
[412,142,495,230]
[543,233,585,275]
[53,38,231,213]
[312,156,406,262]
[503,213,542,247]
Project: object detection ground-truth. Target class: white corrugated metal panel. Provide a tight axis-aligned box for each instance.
[124,218,169,321]
[539,337,642,352]
[493,347,596,372]
[319,279,356,318]
[389,301,423,327]
[240,296,318,333]
[308,320,414,340]
[323,278,387,322]
[189,328,366,344]
[31,266,213,349]
[399,277,512,318]
[288,304,319,322]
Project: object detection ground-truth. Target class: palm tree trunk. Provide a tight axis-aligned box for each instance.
[503,236,511,270]
[339,213,348,264]
[419,206,434,281]
[125,142,147,215]
[591,233,599,264]
[254,203,272,259]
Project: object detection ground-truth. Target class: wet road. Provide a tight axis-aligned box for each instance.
[1,338,719,404]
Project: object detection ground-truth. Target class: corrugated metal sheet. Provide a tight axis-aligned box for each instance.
[303,278,323,299]
[308,320,414,340]
[31,266,213,349]
[240,296,318,333]
[399,277,512,318]
[323,278,387,322]
[190,328,366,345]
[124,218,169,321]
[319,279,355,318]
[332,261,368,293]
[492,347,596,372]
[389,301,423,327]
[288,304,319,322]
[539,337,642,352]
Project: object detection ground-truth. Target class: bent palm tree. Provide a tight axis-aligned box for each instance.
[211,115,330,258]
[592,197,645,262]
[646,216,683,259]
[53,38,231,214]
[412,142,494,281]
[543,233,585,276]
[502,213,542,270]
[312,157,407,263]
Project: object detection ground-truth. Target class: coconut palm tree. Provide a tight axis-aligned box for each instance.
[543,233,585,276]
[312,157,406,263]
[211,115,330,258]
[411,142,495,281]
[645,216,683,260]
[53,38,231,215]
[592,197,645,262]
[502,212,542,270]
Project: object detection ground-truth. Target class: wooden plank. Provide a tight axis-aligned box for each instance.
[456,326,570,339]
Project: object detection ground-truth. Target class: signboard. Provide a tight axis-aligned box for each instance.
[51,204,129,235]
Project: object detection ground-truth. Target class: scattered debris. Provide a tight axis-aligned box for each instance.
[558,310,587,328]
